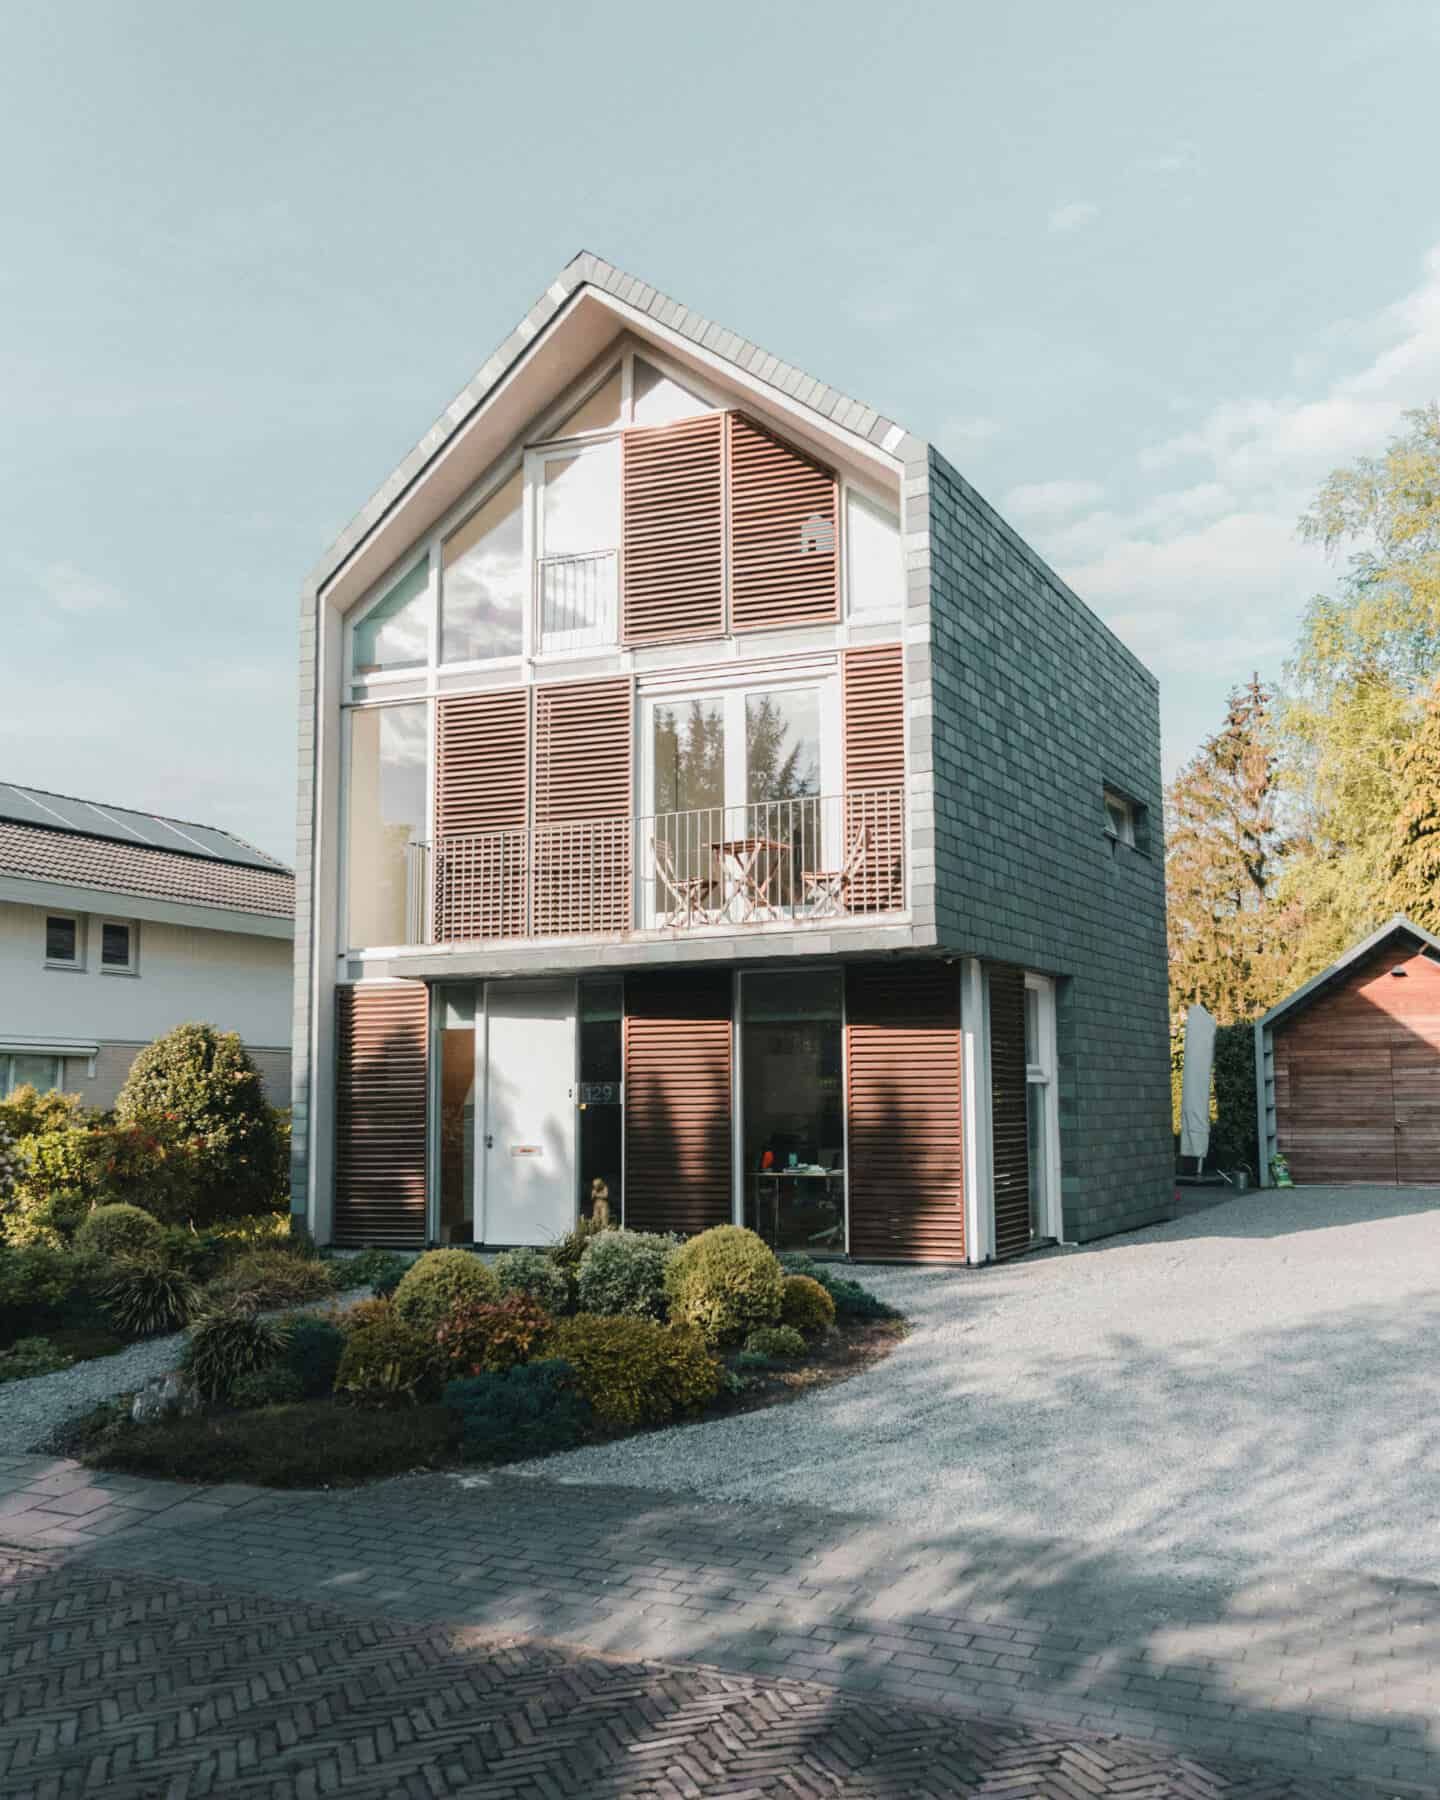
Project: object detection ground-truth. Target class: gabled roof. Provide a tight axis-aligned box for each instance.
[1258,914,1440,1030]
[308,249,921,600]
[0,784,293,923]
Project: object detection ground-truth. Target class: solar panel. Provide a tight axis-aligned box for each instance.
[0,783,285,872]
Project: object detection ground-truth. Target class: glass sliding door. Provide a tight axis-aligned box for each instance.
[649,695,726,921]
[746,687,822,909]
[578,979,623,1223]
[741,970,845,1253]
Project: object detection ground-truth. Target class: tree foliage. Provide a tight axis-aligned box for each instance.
[1385,682,1440,930]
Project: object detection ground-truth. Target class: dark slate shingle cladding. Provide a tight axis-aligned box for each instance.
[925,448,1172,1241]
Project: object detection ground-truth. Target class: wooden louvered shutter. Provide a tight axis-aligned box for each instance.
[846,961,963,1261]
[621,414,725,644]
[842,644,905,912]
[434,689,529,941]
[623,971,733,1234]
[533,677,633,935]
[988,965,1031,1257]
[727,413,839,630]
[334,983,428,1247]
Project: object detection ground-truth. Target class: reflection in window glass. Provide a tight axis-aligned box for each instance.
[101,922,134,969]
[653,698,725,815]
[438,986,475,1243]
[742,970,845,1254]
[632,356,707,427]
[578,980,623,1223]
[846,491,903,615]
[346,703,427,947]
[353,560,429,674]
[45,915,79,964]
[5,1053,62,1096]
[441,473,525,662]
[745,690,820,802]
[555,368,623,437]
[542,443,620,557]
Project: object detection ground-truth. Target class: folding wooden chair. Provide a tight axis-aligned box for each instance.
[801,825,871,919]
[652,837,713,928]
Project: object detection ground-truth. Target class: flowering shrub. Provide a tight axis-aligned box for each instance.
[116,1023,285,1214]
[434,1295,552,1377]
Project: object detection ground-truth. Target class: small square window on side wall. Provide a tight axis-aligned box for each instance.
[1103,786,1146,851]
[101,920,138,974]
[44,914,82,967]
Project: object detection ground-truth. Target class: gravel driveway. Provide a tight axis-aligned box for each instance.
[517,1187,1440,1586]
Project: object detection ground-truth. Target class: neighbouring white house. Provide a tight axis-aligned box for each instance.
[0,784,294,1108]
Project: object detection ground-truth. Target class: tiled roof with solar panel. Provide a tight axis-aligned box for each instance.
[0,783,294,921]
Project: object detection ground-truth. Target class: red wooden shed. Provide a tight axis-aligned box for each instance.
[1256,916,1440,1186]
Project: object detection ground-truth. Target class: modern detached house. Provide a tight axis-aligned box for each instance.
[292,253,1171,1264]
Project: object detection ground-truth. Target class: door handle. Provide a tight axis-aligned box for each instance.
[485,1134,495,1150]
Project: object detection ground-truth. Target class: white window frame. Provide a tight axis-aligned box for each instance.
[527,438,622,655]
[1103,786,1137,847]
[98,917,139,976]
[1024,972,1063,1243]
[43,912,84,971]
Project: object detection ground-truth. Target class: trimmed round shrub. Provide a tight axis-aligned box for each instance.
[444,1359,592,1460]
[115,1022,284,1214]
[101,1251,201,1337]
[779,1274,836,1337]
[334,1308,436,1406]
[0,1242,98,1336]
[277,1313,347,1398]
[434,1295,552,1378]
[75,1203,164,1261]
[182,1303,290,1402]
[204,1248,337,1309]
[576,1229,677,1320]
[663,1226,784,1346]
[392,1249,498,1333]
[744,1324,806,1359]
[544,1315,722,1427]
[230,1366,305,1409]
[494,1246,570,1313]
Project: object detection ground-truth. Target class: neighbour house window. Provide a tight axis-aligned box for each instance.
[346,702,428,948]
[846,490,904,615]
[441,472,526,663]
[2,1053,62,1097]
[100,920,137,974]
[44,914,81,968]
[1103,787,1140,848]
[353,559,429,676]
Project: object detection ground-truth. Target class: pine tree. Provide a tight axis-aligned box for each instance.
[1385,683,1440,930]
[1166,676,1291,1024]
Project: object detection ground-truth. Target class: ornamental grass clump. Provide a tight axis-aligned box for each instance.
[444,1359,592,1460]
[544,1314,721,1427]
[75,1203,163,1261]
[434,1295,552,1378]
[779,1274,835,1337]
[101,1251,201,1337]
[663,1225,784,1346]
[494,1245,570,1313]
[391,1249,498,1333]
[203,1247,337,1309]
[182,1302,290,1402]
[575,1228,677,1320]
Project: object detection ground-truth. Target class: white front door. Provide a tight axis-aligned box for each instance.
[480,982,576,1245]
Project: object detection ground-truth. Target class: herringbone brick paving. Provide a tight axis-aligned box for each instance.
[0,1549,1407,1800]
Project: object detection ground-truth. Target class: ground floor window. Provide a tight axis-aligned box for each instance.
[741,969,845,1253]
[578,979,622,1222]
[436,986,475,1244]
[2,1052,62,1097]
[1023,973,1059,1242]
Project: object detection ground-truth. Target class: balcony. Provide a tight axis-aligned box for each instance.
[405,788,905,949]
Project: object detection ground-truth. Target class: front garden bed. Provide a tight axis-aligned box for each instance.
[58,1232,908,1489]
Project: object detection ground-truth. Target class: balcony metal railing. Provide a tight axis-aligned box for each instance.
[536,550,618,651]
[423,787,905,947]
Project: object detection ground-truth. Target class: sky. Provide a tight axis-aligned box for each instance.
[2,0,1439,864]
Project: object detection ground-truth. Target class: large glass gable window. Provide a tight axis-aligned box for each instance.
[353,560,429,676]
[442,472,525,663]
[632,356,708,428]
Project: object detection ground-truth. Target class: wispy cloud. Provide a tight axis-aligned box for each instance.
[1047,201,1099,235]
[1002,478,1105,519]
[33,561,126,614]
[939,414,1002,457]
[1135,143,1201,177]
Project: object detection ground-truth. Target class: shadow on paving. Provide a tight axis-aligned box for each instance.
[0,1545,1415,1800]
[71,1469,1440,1795]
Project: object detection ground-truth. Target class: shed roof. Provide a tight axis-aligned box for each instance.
[1258,915,1440,1031]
